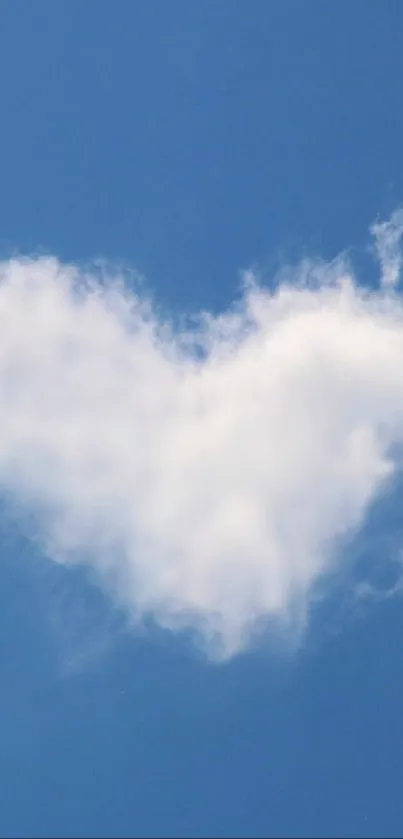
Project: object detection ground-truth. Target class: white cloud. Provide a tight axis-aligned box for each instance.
[371,208,403,287]
[1,217,403,659]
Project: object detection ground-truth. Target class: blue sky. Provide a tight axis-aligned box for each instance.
[1,2,403,837]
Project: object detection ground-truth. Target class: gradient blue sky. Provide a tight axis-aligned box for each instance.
[1,2,403,838]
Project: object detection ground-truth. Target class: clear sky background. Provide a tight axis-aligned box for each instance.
[1,2,403,838]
